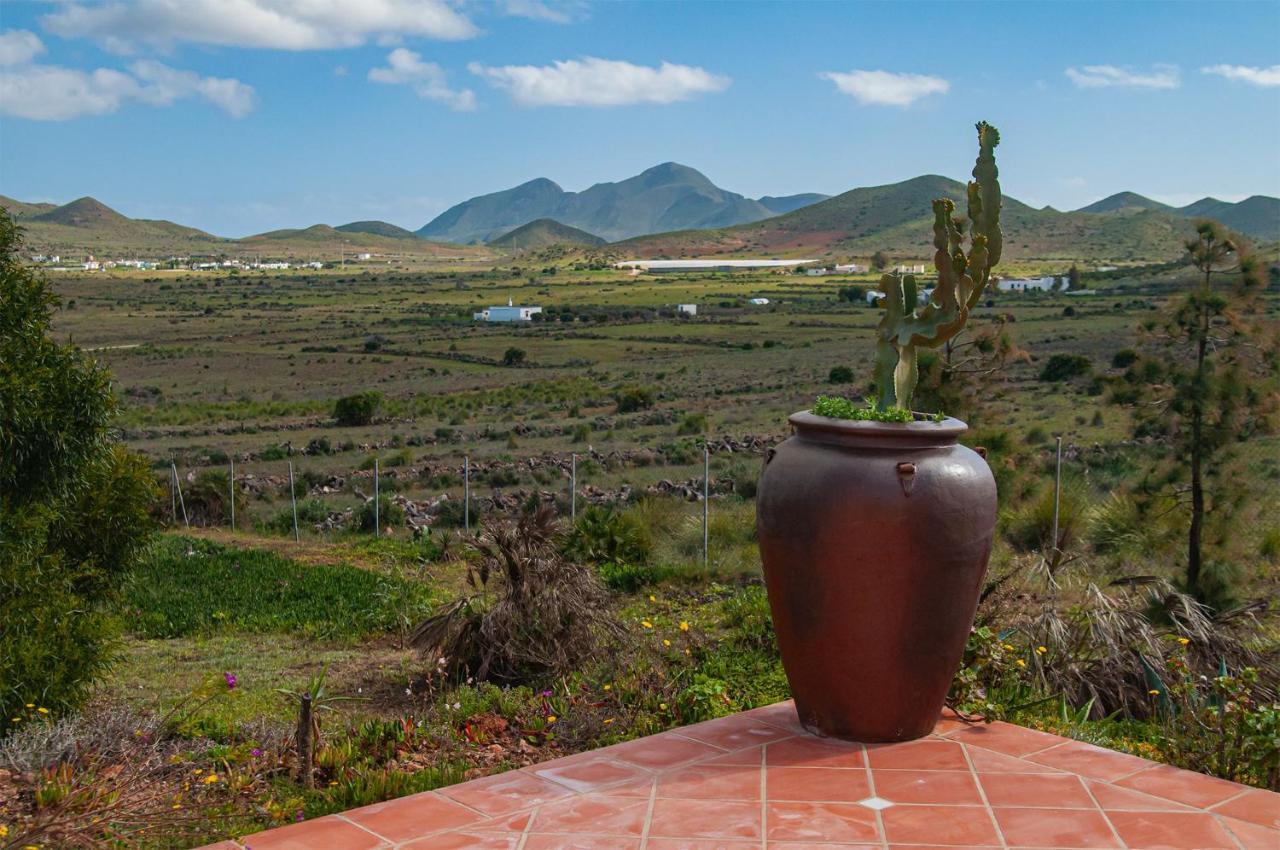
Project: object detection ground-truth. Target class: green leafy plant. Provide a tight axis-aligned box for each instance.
[811,395,915,423]
[332,391,381,427]
[867,122,1003,414]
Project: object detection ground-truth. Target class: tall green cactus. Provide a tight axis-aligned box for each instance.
[873,121,1002,411]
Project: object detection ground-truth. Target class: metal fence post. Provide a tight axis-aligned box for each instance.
[464,455,470,533]
[288,460,299,542]
[374,457,380,538]
[229,457,236,531]
[1051,435,1063,552]
[172,462,189,528]
[571,452,577,523]
[703,442,710,567]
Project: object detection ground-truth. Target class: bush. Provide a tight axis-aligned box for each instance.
[502,347,526,366]
[357,496,406,533]
[827,366,854,384]
[564,505,652,566]
[1,210,156,724]
[411,507,622,683]
[181,469,247,526]
[613,385,656,413]
[1111,348,1138,369]
[333,391,382,426]
[676,413,707,435]
[265,498,331,535]
[1039,354,1092,382]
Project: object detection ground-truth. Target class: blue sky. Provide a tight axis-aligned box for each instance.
[1,0,1277,237]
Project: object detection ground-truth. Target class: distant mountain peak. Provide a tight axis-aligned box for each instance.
[1077,192,1170,214]
[34,196,129,227]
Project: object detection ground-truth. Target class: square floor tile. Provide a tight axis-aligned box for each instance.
[527,793,650,836]
[1117,764,1251,809]
[343,792,486,843]
[1209,788,1280,829]
[766,735,865,769]
[978,773,1096,809]
[528,755,651,794]
[400,832,519,849]
[880,804,1001,846]
[992,807,1120,848]
[858,796,894,811]
[866,739,970,771]
[237,816,388,850]
[766,801,881,843]
[674,714,794,751]
[966,745,1064,774]
[1026,740,1159,782]
[657,763,762,800]
[648,798,762,840]
[767,765,871,802]
[1084,779,1195,813]
[608,732,727,771]
[872,769,983,805]
[437,770,573,816]
[1107,810,1237,849]
[944,722,1065,757]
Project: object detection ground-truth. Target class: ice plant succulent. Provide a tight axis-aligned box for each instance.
[871,121,1003,413]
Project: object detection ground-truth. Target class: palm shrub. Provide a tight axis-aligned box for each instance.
[0,210,156,725]
[411,506,623,683]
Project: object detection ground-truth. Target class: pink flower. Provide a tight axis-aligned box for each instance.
[251,747,263,758]
[224,672,238,690]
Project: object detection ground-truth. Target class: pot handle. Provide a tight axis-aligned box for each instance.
[896,461,917,496]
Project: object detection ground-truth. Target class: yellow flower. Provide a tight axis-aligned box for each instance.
[684,648,691,655]
[24,703,34,709]
[203,774,219,784]
[9,718,19,723]
[641,621,653,629]
[1015,659,1026,668]
[0,825,8,837]
[648,595,656,602]
[1148,689,1161,695]
[1036,646,1047,655]
[659,703,667,710]
[1002,644,1014,652]
[1178,637,1190,646]
[172,803,182,810]
[603,718,614,725]
[36,707,49,714]
[602,684,612,691]
[662,639,671,647]
[679,621,690,632]
[193,769,203,775]
[546,715,557,724]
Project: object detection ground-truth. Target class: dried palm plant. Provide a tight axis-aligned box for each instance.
[411,505,624,684]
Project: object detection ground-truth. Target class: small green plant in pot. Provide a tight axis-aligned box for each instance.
[756,123,1002,743]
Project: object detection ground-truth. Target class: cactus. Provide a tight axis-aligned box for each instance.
[873,121,1002,411]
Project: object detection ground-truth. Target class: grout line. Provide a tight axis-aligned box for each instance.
[1077,763,1130,850]
[636,777,658,849]
[961,742,1010,850]
[1210,812,1250,850]
[859,742,890,850]
[333,813,395,844]
[1206,787,1254,810]
[513,802,538,850]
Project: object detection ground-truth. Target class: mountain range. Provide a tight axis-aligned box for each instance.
[415,162,830,244]
[2,163,1276,264]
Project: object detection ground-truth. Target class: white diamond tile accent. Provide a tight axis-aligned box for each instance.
[857,795,894,810]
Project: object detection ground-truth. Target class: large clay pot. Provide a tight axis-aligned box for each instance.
[756,411,997,742]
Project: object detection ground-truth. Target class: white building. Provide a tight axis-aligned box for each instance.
[805,267,829,276]
[834,263,867,274]
[997,276,1055,292]
[893,264,927,274]
[474,297,543,322]
[613,259,816,273]
[356,253,372,260]
[676,303,697,316]
[748,297,770,306]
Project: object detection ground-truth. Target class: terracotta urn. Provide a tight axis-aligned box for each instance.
[756,411,997,742]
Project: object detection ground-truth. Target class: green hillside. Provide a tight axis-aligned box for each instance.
[335,220,419,239]
[490,218,606,251]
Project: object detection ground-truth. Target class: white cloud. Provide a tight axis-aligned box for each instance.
[1201,64,1280,87]
[499,0,581,24]
[0,29,45,67]
[369,48,476,110]
[468,57,729,107]
[1065,64,1179,89]
[41,0,477,52]
[0,59,256,120]
[819,70,949,107]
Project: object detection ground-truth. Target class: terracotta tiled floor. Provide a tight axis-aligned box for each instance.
[212,701,1279,849]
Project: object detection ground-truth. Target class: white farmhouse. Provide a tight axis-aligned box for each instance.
[676,303,697,316]
[834,263,867,274]
[893,264,926,274]
[997,276,1055,292]
[474,297,543,322]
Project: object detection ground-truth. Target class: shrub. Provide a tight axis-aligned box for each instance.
[411,507,623,683]
[181,469,247,526]
[1111,348,1138,369]
[333,391,382,426]
[265,498,331,535]
[357,496,406,533]
[613,385,656,413]
[502,347,526,366]
[827,366,854,384]
[564,505,651,566]
[1,210,157,724]
[676,413,707,435]
[1039,354,1091,382]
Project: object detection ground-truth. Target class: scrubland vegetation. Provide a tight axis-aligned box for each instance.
[3,209,1279,847]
